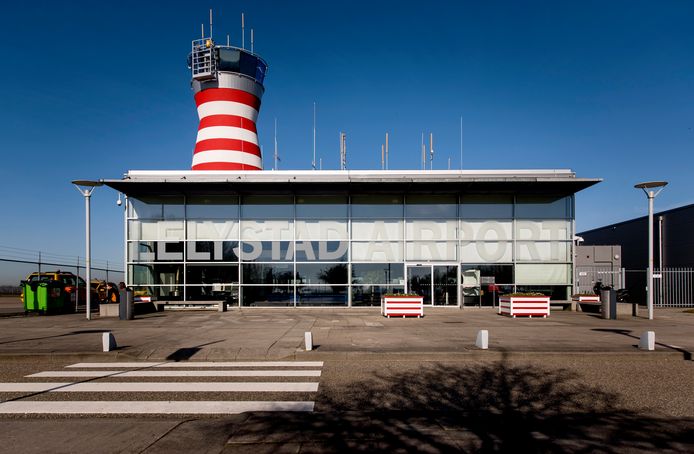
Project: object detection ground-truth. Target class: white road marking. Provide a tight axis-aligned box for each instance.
[0,400,314,414]
[66,361,324,368]
[0,382,319,392]
[27,370,322,378]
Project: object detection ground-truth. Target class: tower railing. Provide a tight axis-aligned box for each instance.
[190,38,216,80]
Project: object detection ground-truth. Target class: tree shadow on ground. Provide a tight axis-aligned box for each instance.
[228,355,694,452]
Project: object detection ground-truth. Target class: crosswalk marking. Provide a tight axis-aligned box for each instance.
[0,401,314,414]
[67,361,324,368]
[0,360,323,415]
[27,370,322,378]
[0,381,319,393]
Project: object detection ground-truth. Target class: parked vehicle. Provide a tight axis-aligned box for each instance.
[20,271,89,313]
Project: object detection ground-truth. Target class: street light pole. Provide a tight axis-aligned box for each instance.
[72,180,103,320]
[634,181,667,320]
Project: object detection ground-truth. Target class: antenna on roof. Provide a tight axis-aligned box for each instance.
[421,133,425,170]
[429,133,434,170]
[241,13,245,49]
[460,116,463,170]
[251,28,254,53]
[274,118,279,170]
[209,9,213,40]
[227,34,230,46]
[312,102,317,170]
[201,23,204,39]
[385,133,389,170]
[339,132,347,170]
[381,144,385,170]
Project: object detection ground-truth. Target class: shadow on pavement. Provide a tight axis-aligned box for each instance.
[166,339,226,361]
[227,355,694,452]
[592,328,693,360]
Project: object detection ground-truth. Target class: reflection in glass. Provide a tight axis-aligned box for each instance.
[405,195,457,218]
[242,263,294,285]
[296,263,348,285]
[351,195,403,218]
[461,195,513,219]
[242,285,293,307]
[433,265,458,306]
[407,266,432,305]
[241,195,293,219]
[351,263,404,285]
[351,285,405,306]
[515,195,571,219]
[297,285,347,306]
[462,264,513,306]
[187,196,239,219]
[296,196,348,219]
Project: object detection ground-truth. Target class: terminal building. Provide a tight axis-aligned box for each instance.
[102,29,600,308]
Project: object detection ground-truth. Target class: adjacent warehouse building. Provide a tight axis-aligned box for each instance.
[104,169,599,308]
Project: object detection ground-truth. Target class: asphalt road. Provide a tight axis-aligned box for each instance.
[0,355,692,453]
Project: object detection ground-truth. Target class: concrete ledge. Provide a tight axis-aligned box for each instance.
[99,304,119,318]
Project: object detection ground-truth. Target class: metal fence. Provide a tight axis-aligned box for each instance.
[577,265,694,308]
[654,268,694,308]
[0,245,123,293]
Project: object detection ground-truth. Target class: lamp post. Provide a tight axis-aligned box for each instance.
[72,180,103,320]
[634,181,667,320]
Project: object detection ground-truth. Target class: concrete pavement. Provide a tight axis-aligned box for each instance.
[0,306,692,360]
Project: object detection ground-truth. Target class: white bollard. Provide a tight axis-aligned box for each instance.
[305,331,313,351]
[102,332,117,352]
[475,330,489,350]
[639,331,655,351]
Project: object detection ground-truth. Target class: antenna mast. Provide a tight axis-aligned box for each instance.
[460,116,463,170]
[312,102,316,170]
[381,144,385,170]
[241,13,245,49]
[274,118,279,170]
[429,133,434,170]
[385,132,389,170]
[209,9,213,40]
[251,28,254,53]
[421,133,425,170]
[339,132,347,170]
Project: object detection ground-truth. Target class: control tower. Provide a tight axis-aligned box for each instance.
[188,37,268,170]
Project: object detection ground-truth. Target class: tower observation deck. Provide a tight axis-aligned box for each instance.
[188,38,268,170]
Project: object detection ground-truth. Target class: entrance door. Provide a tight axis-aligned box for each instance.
[407,264,459,306]
[406,265,432,305]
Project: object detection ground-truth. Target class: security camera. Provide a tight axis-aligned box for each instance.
[117,198,122,206]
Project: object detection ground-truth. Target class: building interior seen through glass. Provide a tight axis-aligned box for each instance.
[126,193,574,307]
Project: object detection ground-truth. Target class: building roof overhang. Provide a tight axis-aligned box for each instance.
[102,169,601,197]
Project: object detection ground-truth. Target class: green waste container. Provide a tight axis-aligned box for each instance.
[27,281,66,314]
[21,281,40,312]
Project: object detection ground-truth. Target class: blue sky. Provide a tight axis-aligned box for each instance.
[0,0,692,278]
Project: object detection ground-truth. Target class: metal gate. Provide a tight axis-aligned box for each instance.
[654,268,694,308]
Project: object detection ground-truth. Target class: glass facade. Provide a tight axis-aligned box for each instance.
[126,192,574,307]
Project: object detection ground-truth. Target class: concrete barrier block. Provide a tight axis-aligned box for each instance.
[305,332,313,351]
[102,332,117,352]
[475,330,489,349]
[639,331,655,351]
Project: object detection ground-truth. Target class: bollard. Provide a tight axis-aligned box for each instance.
[218,300,227,312]
[102,332,117,352]
[639,331,655,351]
[305,332,313,351]
[475,330,489,349]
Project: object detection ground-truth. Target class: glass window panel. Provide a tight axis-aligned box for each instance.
[515,285,568,300]
[296,263,348,285]
[128,264,183,288]
[433,265,458,306]
[187,196,239,219]
[295,196,348,219]
[515,220,571,241]
[352,263,405,285]
[405,195,457,218]
[406,220,457,241]
[242,285,293,307]
[351,195,403,218]
[461,242,512,263]
[515,241,570,262]
[515,263,570,285]
[241,220,293,240]
[460,220,512,243]
[352,285,405,306]
[406,242,457,261]
[239,241,291,261]
[461,195,513,219]
[351,220,403,240]
[186,264,239,285]
[129,220,185,241]
[186,284,238,302]
[187,220,238,240]
[242,263,294,285]
[186,241,238,262]
[128,242,184,262]
[297,285,348,306]
[293,241,348,262]
[295,220,348,240]
[241,195,293,219]
[351,242,403,261]
[130,197,163,219]
[515,195,572,219]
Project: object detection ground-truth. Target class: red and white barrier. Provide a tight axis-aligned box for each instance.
[382,296,424,318]
[499,296,550,318]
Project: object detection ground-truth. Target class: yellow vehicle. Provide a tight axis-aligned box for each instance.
[91,280,120,304]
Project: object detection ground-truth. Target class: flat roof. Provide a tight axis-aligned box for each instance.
[102,169,601,196]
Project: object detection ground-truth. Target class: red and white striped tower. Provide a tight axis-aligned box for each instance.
[188,38,268,170]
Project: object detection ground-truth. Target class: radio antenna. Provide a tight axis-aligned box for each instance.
[312,102,317,170]
[251,28,254,53]
[241,13,245,49]
[209,9,213,40]
[421,132,425,170]
[429,132,434,170]
[381,144,385,170]
[227,34,230,46]
[385,132,389,170]
[201,24,204,39]
[274,118,279,170]
[460,116,463,170]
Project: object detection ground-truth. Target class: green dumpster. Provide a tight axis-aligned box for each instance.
[21,281,40,312]
[38,281,66,314]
